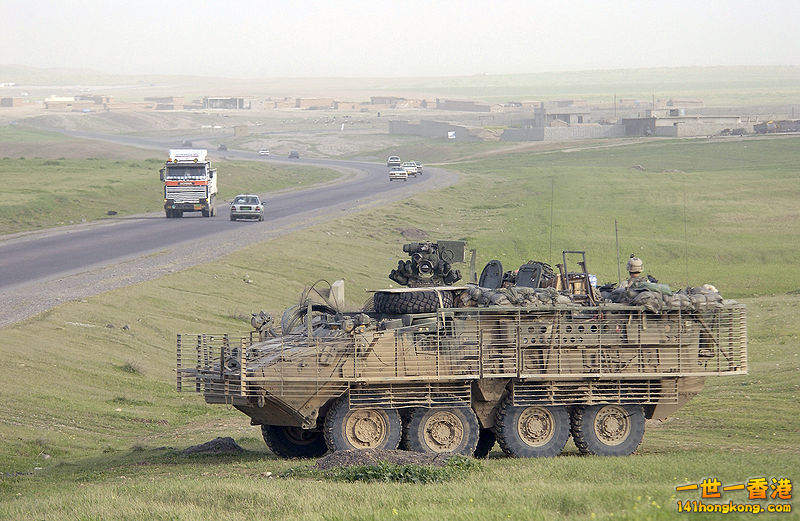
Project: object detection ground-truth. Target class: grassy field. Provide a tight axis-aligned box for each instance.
[1,135,798,520]
[0,129,341,235]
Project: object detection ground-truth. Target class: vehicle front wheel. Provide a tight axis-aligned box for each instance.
[494,396,570,458]
[402,407,479,455]
[230,215,235,221]
[261,425,327,459]
[570,404,645,456]
[323,397,402,452]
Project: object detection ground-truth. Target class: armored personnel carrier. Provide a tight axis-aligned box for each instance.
[177,241,747,459]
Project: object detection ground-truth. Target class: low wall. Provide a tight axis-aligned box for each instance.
[388,120,481,141]
[501,124,624,141]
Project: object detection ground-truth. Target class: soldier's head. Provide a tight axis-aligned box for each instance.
[626,255,643,277]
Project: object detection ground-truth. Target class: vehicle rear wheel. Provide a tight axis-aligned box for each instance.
[165,210,172,218]
[323,396,402,452]
[373,290,453,314]
[230,215,235,221]
[261,425,327,459]
[473,427,496,458]
[402,407,479,455]
[202,208,209,217]
[570,404,645,456]
[494,396,570,458]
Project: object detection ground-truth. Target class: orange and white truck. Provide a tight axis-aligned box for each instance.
[159,149,218,218]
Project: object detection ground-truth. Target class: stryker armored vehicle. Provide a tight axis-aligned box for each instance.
[176,241,747,459]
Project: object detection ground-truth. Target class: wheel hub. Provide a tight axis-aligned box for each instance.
[424,411,464,452]
[284,427,317,446]
[593,405,631,446]
[345,410,386,449]
[518,406,555,447]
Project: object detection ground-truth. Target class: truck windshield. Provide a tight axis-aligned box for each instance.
[165,165,207,178]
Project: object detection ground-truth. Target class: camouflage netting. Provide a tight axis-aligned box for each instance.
[457,284,575,307]
[607,282,734,314]
[456,282,734,314]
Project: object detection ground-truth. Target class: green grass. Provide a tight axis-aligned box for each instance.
[1,135,799,520]
[0,157,340,235]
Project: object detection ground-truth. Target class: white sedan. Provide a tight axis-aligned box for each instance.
[389,167,408,181]
[401,161,418,177]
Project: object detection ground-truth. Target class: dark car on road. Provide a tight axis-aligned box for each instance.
[288,151,300,159]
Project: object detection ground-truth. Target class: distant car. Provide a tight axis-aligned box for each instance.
[387,155,401,167]
[230,194,264,221]
[414,161,423,175]
[258,148,270,156]
[401,161,418,177]
[389,166,408,181]
[217,144,228,151]
[181,140,192,147]
[288,151,300,159]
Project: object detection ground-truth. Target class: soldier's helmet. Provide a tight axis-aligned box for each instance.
[626,256,643,274]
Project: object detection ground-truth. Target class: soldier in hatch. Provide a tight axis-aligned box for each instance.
[620,255,648,289]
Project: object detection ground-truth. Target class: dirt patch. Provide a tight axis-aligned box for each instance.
[313,449,453,470]
[182,437,244,455]
[397,227,429,240]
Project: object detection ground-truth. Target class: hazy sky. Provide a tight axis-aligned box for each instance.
[2,0,798,78]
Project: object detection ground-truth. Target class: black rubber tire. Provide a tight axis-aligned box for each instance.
[165,210,172,218]
[323,396,402,452]
[373,290,453,314]
[261,425,327,459]
[230,215,235,221]
[494,395,570,458]
[571,404,645,456]
[473,428,496,458]
[402,407,480,456]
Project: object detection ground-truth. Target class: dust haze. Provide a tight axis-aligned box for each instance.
[2,0,798,78]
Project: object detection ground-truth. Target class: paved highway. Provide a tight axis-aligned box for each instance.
[0,155,451,292]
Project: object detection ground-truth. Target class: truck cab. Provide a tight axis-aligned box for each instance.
[160,149,218,218]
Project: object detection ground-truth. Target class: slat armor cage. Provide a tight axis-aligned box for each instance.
[177,303,746,410]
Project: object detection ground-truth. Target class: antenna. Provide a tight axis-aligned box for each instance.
[683,174,689,287]
[549,177,554,264]
[615,219,622,284]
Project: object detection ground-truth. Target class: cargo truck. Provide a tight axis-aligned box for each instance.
[159,149,218,218]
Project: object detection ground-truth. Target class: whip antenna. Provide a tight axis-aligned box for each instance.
[549,178,554,264]
[615,219,622,284]
[683,174,689,287]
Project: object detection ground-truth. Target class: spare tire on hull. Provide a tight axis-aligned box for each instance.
[373,290,453,314]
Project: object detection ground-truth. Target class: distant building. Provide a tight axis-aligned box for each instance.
[44,95,111,111]
[144,96,184,110]
[203,97,250,109]
[0,97,26,107]
[371,96,406,106]
[296,98,335,109]
[435,98,491,112]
